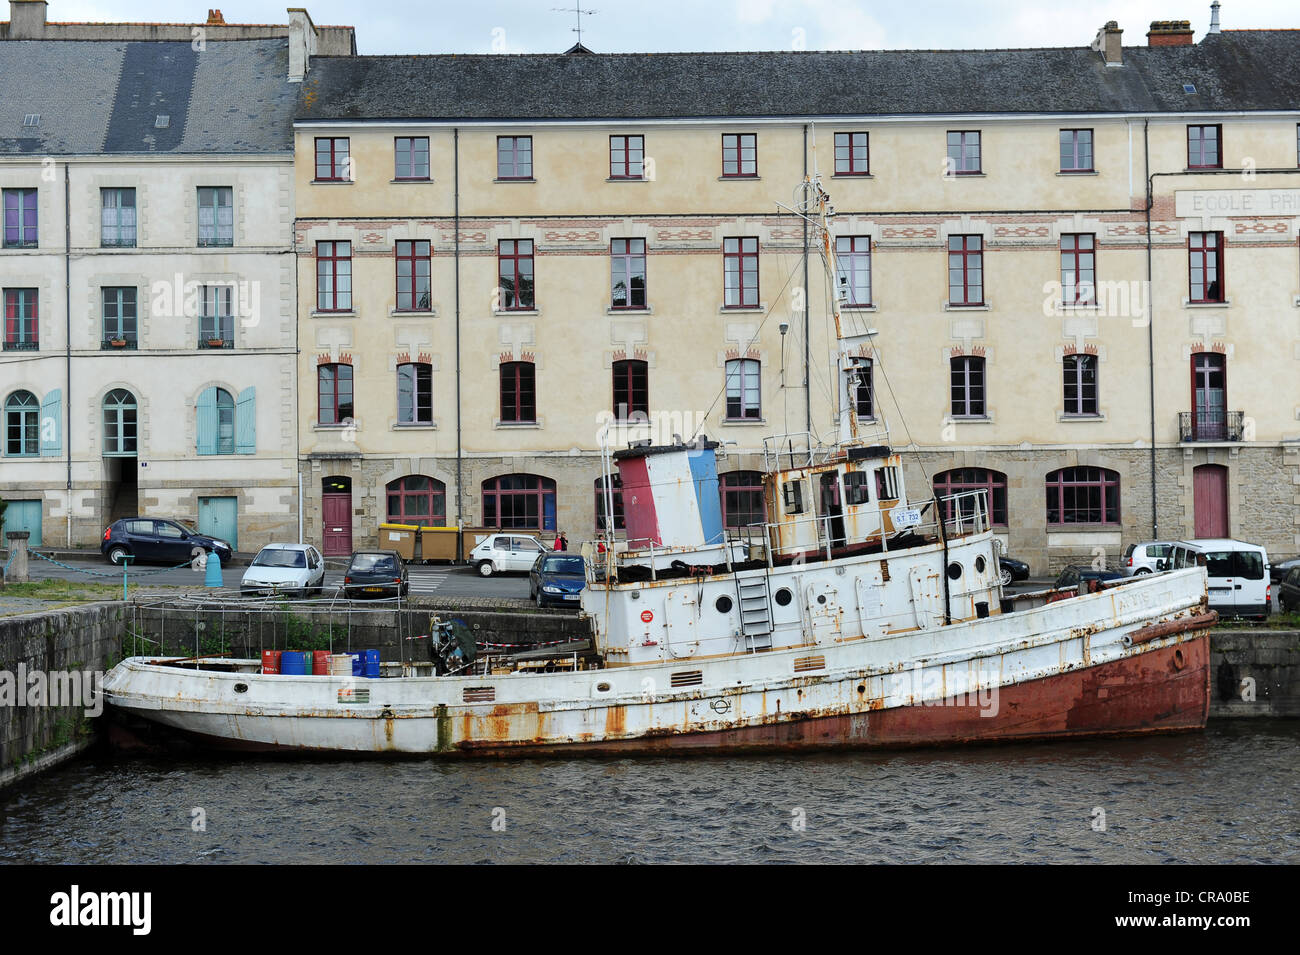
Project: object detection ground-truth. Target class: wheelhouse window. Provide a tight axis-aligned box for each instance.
[498,239,534,310]
[482,474,557,530]
[199,285,234,348]
[946,131,981,175]
[595,475,624,530]
[317,363,353,425]
[500,361,536,423]
[609,135,644,179]
[4,390,38,456]
[1060,234,1096,304]
[101,287,137,348]
[3,289,38,350]
[394,137,429,180]
[1046,466,1120,525]
[719,471,766,529]
[102,389,137,456]
[722,133,757,177]
[2,188,37,248]
[397,362,433,425]
[611,238,646,309]
[316,240,352,311]
[386,475,446,526]
[854,358,874,419]
[315,137,351,181]
[497,136,533,179]
[834,132,869,175]
[725,358,761,420]
[100,188,136,247]
[933,468,1008,526]
[947,235,983,305]
[395,240,431,311]
[1062,353,1098,416]
[612,359,648,420]
[835,236,872,306]
[1059,129,1093,172]
[723,237,759,308]
[197,187,233,247]
[1187,125,1221,169]
[1189,232,1224,303]
[950,355,985,418]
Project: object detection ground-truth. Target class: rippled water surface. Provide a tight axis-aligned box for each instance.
[2,721,1296,864]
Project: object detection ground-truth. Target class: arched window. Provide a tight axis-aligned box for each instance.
[725,358,761,420]
[612,359,648,420]
[482,474,556,530]
[103,389,137,456]
[214,388,235,454]
[719,470,766,529]
[4,390,38,456]
[386,475,446,527]
[933,468,1007,527]
[595,475,624,530]
[500,361,536,423]
[1046,466,1120,525]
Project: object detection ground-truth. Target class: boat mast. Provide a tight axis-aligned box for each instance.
[808,175,860,446]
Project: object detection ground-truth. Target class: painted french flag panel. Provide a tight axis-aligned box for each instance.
[688,448,724,544]
[646,452,706,548]
[616,455,660,545]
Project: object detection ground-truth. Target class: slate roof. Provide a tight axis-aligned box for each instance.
[0,39,297,155]
[296,30,1300,122]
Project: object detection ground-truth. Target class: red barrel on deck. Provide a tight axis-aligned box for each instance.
[261,650,282,675]
[312,650,331,675]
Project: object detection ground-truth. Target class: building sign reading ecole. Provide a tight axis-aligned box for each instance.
[1175,188,1300,218]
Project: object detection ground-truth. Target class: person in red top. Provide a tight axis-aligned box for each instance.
[553,532,568,551]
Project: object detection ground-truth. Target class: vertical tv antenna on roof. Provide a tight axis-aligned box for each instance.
[552,2,596,46]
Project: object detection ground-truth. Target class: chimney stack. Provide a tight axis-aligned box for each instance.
[287,7,319,83]
[1208,1,1221,35]
[1147,20,1195,46]
[8,0,48,38]
[1091,21,1124,66]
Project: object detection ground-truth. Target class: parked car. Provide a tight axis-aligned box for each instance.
[1054,565,1125,590]
[1277,567,1300,613]
[342,550,409,599]
[1159,539,1270,620]
[997,555,1029,586]
[1269,554,1300,585]
[240,543,326,598]
[102,518,232,567]
[469,533,548,576]
[529,553,586,608]
[1122,540,1174,576]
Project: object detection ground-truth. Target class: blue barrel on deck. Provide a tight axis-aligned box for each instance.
[347,651,362,676]
[280,651,309,675]
[362,649,380,678]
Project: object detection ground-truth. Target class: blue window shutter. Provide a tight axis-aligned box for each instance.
[196,387,218,455]
[39,388,61,457]
[236,386,256,454]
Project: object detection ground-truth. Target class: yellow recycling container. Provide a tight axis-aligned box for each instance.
[419,525,460,563]
[378,523,419,561]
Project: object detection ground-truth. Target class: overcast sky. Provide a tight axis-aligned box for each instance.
[42,1,1299,54]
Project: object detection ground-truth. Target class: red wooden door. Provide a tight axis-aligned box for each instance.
[322,493,352,555]
[1193,464,1228,538]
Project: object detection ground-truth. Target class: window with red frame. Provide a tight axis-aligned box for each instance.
[314,137,350,181]
[835,236,872,306]
[609,135,644,179]
[500,361,536,423]
[1059,129,1094,172]
[395,240,431,311]
[386,475,446,526]
[719,471,766,529]
[394,137,429,180]
[3,289,38,350]
[946,130,981,174]
[611,238,646,308]
[595,475,624,530]
[498,239,534,310]
[723,237,759,307]
[497,136,533,179]
[482,474,556,530]
[1046,466,1119,525]
[1060,234,1096,304]
[612,359,648,420]
[725,358,761,420]
[1187,125,1222,169]
[396,362,433,425]
[722,134,757,177]
[316,241,352,311]
[317,363,353,425]
[933,468,1008,526]
[1062,353,1098,416]
[947,235,983,305]
[855,358,874,418]
[834,132,869,175]
[950,355,985,417]
[1189,232,1224,303]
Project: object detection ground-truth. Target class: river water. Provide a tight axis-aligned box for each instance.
[1,720,1296,864]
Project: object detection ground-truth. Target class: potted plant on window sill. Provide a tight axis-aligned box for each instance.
[109,338,128,348]
[205,338,227,348]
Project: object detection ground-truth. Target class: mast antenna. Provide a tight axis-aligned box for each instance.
[553,3,597,45]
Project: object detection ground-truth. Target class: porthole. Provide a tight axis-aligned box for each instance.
[715,595,734,614]
[947,562,963,581]
[233,683,249,694]
[595,682,611,693]
[974,555,986,574]
[775,588,793,606]
[817,594,827,605]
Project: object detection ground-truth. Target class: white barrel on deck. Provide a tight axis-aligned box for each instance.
[327,654,353,676]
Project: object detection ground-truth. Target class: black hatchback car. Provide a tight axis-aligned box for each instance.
[342,550,409,599]
[102,518,233,567]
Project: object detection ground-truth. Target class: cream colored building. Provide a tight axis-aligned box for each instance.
[293,17,1300,572]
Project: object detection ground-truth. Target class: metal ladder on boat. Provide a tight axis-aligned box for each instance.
[735,571,774,652]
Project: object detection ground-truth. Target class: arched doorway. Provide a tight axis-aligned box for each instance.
[322,475,352,555]
[1193,464,1228,539]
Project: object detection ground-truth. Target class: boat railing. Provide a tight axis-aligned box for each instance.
[761,432,838,470]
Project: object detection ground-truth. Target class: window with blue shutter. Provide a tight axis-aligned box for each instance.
[39,388,61,457]
[236,386,256,454]
[196,386,218,455]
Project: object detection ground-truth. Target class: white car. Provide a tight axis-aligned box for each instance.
[469,533,548,576]
[240,543,327,597]
[1121,541,1174,576]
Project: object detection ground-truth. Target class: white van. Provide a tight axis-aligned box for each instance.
[1161,539,1270,619]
